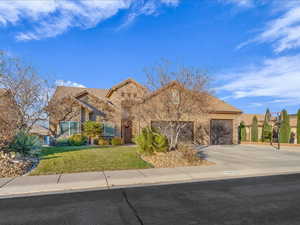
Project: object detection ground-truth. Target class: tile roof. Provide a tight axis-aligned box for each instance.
[53,86,108,100]
[209,95,242,114]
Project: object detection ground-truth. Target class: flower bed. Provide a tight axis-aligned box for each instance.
[141,147,214,168]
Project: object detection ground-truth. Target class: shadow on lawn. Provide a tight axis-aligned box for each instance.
[40,145,112,158]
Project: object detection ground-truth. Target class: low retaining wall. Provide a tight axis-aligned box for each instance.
[241,141,300,147]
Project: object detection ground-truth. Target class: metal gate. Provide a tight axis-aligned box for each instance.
[210,119,233,145]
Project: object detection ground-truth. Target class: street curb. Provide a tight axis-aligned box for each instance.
[1,170,300,199]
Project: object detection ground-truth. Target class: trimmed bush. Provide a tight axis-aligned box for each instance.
[97,138,110,146]
[111,137,122,146]
[69,134,87,146]
[9,131,41,156]
[279,109,291,143]
[239,121,247,142]
[154,133,169,152]
[251,116,258,142]
[297,109,300,144]
[83,121,102,143]
[56,138,70,146]
[134,127,169,155]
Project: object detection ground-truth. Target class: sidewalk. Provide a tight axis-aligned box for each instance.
[2,165,300,198]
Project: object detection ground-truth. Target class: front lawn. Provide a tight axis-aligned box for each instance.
[30,145,152,175]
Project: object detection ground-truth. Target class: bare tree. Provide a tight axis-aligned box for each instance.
[45,96,81,138]
[135,60,212,150]
[0,51,54,137]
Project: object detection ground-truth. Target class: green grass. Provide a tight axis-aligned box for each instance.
[30,145,152,175]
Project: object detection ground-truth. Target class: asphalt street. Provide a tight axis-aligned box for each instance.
[2,173,300,225]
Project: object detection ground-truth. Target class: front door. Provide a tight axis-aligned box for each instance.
[122,119,132,144]
[210,119,233,145]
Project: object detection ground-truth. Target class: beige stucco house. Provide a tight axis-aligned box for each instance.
[49,78,243,145]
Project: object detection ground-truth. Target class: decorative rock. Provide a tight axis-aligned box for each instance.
[142,148,214,168]
[0,151,36,178]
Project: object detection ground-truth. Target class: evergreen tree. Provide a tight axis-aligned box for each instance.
[239,121,247,142]
[297,109,300,144]
[261,108,272,142]
[251,116,258,142]
[279,109,291,143]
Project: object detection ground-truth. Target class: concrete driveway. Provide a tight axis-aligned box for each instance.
[200,144,300,171]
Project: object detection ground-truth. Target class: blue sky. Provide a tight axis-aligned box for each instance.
[0,0,300,114]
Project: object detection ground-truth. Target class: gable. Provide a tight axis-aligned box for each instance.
[106,79,148,106]
[106,78,147,99]
[139,81,242,114]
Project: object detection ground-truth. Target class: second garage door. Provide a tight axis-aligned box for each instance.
[210,119,233,145]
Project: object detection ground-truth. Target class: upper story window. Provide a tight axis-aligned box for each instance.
[60,121,80,136]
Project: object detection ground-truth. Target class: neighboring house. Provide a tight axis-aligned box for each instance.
[30,125,50,146]
[240,114,298,143]
[49,78,243,145]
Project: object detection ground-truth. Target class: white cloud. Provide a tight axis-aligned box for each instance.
[160,0,180,6]
[219,54,300,105]
[0,0,180,41]
[239,1,300,52]
[55,80,86,88]
[259,3,300,53]
[224,0,253,7]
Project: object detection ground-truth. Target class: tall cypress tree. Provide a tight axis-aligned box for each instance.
[262,108,272,142]
[239,121,247,142]
[279,109,291,143]
[297,109,300,144]
[251,116,258,142]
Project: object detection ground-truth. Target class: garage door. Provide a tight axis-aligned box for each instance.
[210,119,233,145]
[151,121,194,143]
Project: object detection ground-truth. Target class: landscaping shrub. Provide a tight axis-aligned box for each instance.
[55,138,70,146]
[8,131,41,156]
[279,109,291,143]
[134,127,155,155]
[251,116,258,142]
[262,109,272,142]
[111,137,122,146]
[83,121,102,144]
[97,138,110,146]
[178,145,202,163]
[134,127,169,155]
[68,134,87,146]
[154,133,168,152]
[239,122,246,142]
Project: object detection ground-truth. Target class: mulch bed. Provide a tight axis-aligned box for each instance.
[0,152,38,178]
[141,148,214,168]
